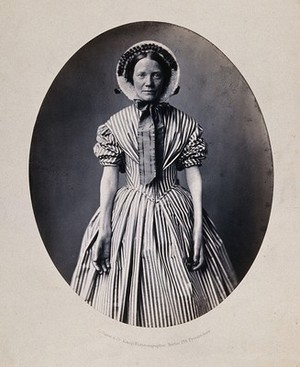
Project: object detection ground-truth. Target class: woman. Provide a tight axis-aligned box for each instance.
[71,40,237,327]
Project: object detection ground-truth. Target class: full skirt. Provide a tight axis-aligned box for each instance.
[71,185,237,327]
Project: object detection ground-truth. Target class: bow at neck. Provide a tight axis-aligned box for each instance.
[134,99,168,111]
[134,100,167,185]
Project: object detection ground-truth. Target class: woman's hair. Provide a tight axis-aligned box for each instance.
[124,51,172,89]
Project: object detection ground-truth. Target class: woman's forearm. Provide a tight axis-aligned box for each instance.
[185,166,204,269]
[92,166,119,273]
[185,166,203,233]
[98,166,119,232]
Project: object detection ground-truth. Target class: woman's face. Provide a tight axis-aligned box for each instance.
[132,56,165,102]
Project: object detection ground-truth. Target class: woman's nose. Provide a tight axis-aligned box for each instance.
[145,75,153,86]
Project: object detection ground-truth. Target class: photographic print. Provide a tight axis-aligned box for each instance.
[2,2,299,366]
[29,22,272,326]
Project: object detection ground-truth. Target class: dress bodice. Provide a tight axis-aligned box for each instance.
[124,156,179,200]
[93,103,207,198]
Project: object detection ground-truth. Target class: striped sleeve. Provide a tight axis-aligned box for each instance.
[176,121,207,170]
[93,123,125,172]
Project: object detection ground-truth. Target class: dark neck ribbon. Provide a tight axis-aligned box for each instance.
[135,100,167,185]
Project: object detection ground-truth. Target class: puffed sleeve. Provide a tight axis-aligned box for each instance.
[93,124,125,173]
[176,122,208,170]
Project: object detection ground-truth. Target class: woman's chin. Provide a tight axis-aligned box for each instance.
[139,95,159,102]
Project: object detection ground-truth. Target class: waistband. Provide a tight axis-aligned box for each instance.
[123,183,180,203]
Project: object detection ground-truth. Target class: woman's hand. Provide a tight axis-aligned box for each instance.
[92,230,112,274]
[191,231,204,271]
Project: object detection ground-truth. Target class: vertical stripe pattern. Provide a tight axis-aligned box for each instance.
[71,104,237,327]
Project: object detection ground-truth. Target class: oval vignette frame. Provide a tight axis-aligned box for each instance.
[29,21,273,319]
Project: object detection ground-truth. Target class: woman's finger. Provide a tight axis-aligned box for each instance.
[105,258,111,270]
[192,258,204,271]
[100,253,111,273]
[92,260,102,274]
[100,256,110,273]
[101,261,108,273]
[192,262,201,271]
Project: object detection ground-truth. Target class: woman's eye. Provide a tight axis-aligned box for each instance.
[153,73,162,79]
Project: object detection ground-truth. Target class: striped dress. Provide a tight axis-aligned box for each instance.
[71,104,237,327]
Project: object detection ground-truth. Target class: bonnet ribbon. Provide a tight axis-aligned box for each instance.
[135,100,167,185]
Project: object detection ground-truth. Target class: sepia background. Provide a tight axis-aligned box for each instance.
[1,1,300,366]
